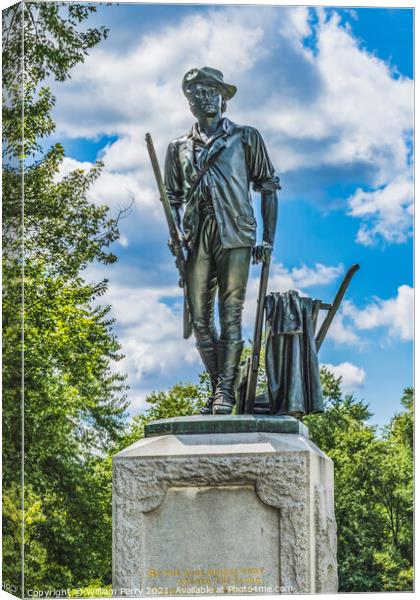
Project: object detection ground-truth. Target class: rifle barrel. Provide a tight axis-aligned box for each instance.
[244,256,271,413]
[145,134,179,243]
[145,133,193,339]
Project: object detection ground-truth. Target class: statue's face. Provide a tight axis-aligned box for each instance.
[188,83,223,118]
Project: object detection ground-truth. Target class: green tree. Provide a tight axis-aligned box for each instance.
[115,378,207,452]
[2,1,128,592]
[304,372,413,592]
[305,369,385,591]
[371,388,413,591]
[3,1,108,159]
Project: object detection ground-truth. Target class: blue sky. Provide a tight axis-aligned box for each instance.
[49,3,413,428]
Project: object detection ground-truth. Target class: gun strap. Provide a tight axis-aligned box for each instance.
[185,145,226,204]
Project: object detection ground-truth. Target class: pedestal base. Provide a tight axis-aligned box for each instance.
[113,417,338,595]
[144,414,309,438]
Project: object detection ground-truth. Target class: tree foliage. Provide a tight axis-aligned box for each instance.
[304,373,413,592]
[2,2,127,593]
[3,1,108,158]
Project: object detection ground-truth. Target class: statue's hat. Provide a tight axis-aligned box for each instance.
[182,67,237,100]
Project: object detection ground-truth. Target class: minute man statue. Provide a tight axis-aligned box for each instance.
[164,66,280,415]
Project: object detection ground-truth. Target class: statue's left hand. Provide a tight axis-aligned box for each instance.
[252,242,273,264]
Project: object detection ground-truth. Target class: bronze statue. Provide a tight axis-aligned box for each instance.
[162,67,280,415]
[146,70,360,419]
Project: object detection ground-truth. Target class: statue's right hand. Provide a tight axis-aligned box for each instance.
[252,242,273,264]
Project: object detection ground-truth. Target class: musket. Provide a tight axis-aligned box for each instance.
[145,133,192,339]
[315,263,360,351]
[243,254,271,413]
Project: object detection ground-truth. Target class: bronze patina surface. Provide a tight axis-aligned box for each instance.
[164,66,280,416]
[144,414,308,438]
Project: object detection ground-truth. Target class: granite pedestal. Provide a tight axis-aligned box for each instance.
[113,415,338,596]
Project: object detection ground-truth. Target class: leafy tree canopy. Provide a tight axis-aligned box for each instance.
[2,2,127,593]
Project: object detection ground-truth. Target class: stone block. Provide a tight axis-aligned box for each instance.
[113,424,337,595]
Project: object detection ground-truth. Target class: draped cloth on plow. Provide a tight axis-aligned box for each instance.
[265,290,324,415]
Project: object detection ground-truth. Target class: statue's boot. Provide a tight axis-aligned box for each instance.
[212,340,244,415]
[196,340,219,415]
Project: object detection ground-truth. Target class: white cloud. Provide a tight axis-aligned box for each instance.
[255,10,412,175]
[321,361,366,391]
[102,279,200,412]
[46,6,413,415]
[53,8,268,141]
[57,156,157,213]
[343,285,414,342]
[52,6,413,247]
[56,156,167,246]
[289,263,344,288]
[321,285,414,348]
[55,156,93,179]
[325,312,362,348]
[289,9,413,244]
[347,171,413,246]
[277,6,312,47]
[119,234,129,248]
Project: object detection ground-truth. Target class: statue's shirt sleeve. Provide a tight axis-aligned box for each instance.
[164,141,184,209]
[243,127,281,192]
